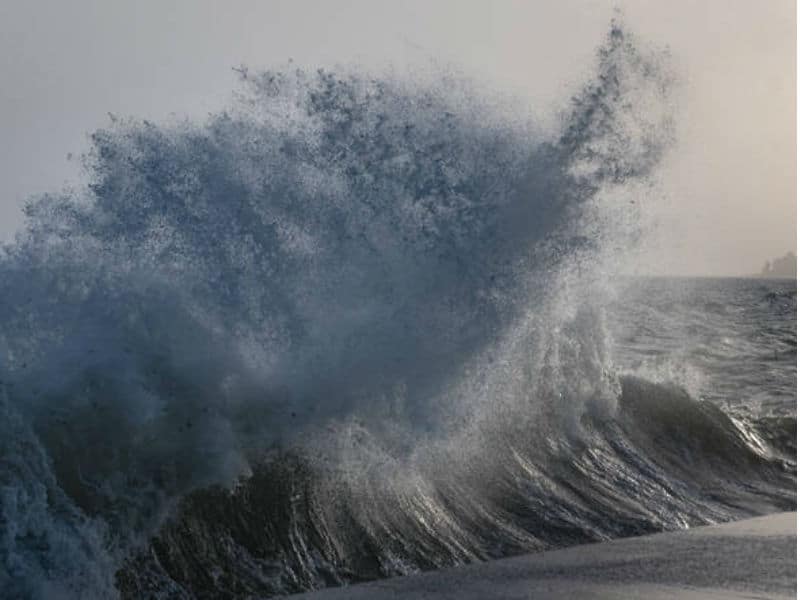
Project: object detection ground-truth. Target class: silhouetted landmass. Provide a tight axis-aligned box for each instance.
[759,251,796,279]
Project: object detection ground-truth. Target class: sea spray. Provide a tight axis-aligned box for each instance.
[0,23,792,599]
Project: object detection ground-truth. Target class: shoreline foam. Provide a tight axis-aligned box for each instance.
[291,512,797,599]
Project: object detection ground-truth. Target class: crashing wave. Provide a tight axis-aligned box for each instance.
[0,22,792,599]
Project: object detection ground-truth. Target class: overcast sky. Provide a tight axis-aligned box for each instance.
[0,0,794,276]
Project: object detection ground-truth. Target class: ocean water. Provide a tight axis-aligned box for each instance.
[612,277,796,421]
[0,24,795,599]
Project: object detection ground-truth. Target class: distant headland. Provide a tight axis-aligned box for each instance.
[758,251,796,279]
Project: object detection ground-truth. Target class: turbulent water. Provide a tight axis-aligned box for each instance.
[0,24,795,599]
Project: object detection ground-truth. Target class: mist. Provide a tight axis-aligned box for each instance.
[0,0,795,275]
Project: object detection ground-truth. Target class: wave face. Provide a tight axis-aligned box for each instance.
[0,24,794,599]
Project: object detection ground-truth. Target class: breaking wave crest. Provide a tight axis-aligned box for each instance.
[0,23,793,599]
[116,376,795,598]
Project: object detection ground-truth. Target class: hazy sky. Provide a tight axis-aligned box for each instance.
[0,0,795,276]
